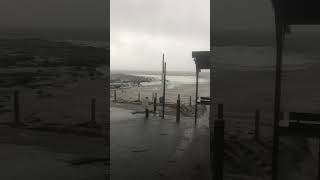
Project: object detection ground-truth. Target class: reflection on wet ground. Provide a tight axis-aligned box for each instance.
[110,107,208,180]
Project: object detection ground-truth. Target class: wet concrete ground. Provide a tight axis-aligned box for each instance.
[110,106,209,180]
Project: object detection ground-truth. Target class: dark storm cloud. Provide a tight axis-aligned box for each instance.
[0,0,108,29]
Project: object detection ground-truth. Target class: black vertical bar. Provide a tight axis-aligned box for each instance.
[114,90,116,101]
[176,94,180,123]
[272,3,283,179]
[14,90,20,125]
[195,69,199,123]
[255,109,260,141]
[91,98,96,124]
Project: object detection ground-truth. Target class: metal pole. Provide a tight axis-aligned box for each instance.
[195,69,199,123]
[272,4,283,180]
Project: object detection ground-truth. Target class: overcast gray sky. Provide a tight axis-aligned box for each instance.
[111,0,210,72]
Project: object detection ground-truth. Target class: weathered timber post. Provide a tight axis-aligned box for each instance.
[176,94,181,123]
[91,98,96,125]
[212,104,224,180]
[255,109,261,141]
[195,69,199,124]
[114,90,117,101]
[143,97,149,118]
[153,93,157,114]
[162,62,166,119]
[13,90,20,125]
[189,96,192,106]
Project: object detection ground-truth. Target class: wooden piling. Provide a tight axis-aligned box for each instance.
[176,94,180,123]
[13,90,20,125]
[189,96,192,106]
[212,104,224,180]
[162,61,166,119]
[114,90,117,101]
[195,70,199,123]
[255,109,260,141]
[153,93,157,114]
[145,108,149,118]
[91,98,96,124]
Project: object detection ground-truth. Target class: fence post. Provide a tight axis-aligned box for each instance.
[13,90,20,125]
[138,92,141,102]
[212,104,224,180]
[114,90,117,101]
[145,107,149,118]
[255,109,260,141]
[176,94,180,123]
[91,98,96,125]
[189,96,192,106]
[153,93,157,114]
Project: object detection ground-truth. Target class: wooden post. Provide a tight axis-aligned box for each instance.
[114,90,117,101]
[145,108,149,118]
[212,104,224,180]
[272,5,284,180]
[189,96,192,106]
[138,92,140,102]
[195,69,199,123]
[176,94,180,123]
[255,109,260,141]
[162,61,166,119]
[13,90,20,125]
[153,93,157,114]
[91,98,96,124]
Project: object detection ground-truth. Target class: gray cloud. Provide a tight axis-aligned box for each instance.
[111,0,210,71]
